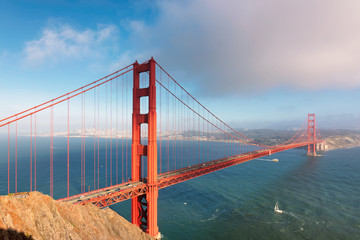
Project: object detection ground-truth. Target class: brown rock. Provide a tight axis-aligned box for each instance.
[0,192,154,240]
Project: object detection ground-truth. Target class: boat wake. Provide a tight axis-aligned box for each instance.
[200,208,224,222]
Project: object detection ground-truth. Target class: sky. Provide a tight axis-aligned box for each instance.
[0,0,359,130]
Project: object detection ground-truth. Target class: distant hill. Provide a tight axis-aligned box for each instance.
[235,129,360,148]
[234,129,297,145]
[317,129,360,150]
[178,128,360,149]
[236,128,360,150]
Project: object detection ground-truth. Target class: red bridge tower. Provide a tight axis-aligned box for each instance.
[307,113,316,156]
[131,58,159,237]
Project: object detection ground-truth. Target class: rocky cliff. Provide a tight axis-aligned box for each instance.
[0,192,154,240]
[323,133,360,150]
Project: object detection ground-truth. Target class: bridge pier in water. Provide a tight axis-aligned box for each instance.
[131,58,160,238]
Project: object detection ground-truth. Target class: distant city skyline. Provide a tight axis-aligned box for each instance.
[1,0,359,129]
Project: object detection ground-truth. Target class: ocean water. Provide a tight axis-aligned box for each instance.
[111,147,360,240]
[0,137,359,239]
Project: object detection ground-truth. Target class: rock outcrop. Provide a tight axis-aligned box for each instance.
[0,192,154,240]
[323,134,360,150]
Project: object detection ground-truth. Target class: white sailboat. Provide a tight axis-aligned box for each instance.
[274,201,283,213]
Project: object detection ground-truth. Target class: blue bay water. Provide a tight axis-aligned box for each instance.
[112,147,360,240]
[0,136,359,239]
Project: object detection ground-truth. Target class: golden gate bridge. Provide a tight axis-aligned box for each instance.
[0,58,322,238]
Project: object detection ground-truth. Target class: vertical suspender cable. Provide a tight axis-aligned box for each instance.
[174,83,176,170]
[81,92,83,193]
[30,115,32,191]
[94,88,96,190]
[97,87,100,189]
[125,73,128,182]
[81,93,83,193]
[198,105,200,165]
[34,111,37,191]
[203,108,205,163]
[121,75,124,182]
[116,77,119,184]
[8,124,10,194]
[50,105,53,197]
[159,73,162,174]
[166,76,169,172]
[67,98,70,197]
[15,117,17,193]
[83,93,86,192]
[105,84,108,187]
[110,80,112,186]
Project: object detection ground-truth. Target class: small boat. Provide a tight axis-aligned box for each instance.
[272,158,279,162]
[274,201,283,213]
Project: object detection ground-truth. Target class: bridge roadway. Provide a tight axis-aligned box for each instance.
[59,141,317,208]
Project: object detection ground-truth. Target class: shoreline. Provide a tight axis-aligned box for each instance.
[321,134,360,151]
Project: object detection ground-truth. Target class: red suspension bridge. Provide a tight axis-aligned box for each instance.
[0,58,323,238]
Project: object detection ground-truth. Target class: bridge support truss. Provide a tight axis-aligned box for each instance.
[131,58,159,237]
[307,113,316,156]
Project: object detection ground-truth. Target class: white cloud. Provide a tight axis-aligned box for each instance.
[24,24,118,66]
[22,1,360,94]
[108,51,133,72]
[130,0,360,94]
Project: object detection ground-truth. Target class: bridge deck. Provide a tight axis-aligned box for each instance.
[59,141,316,208]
